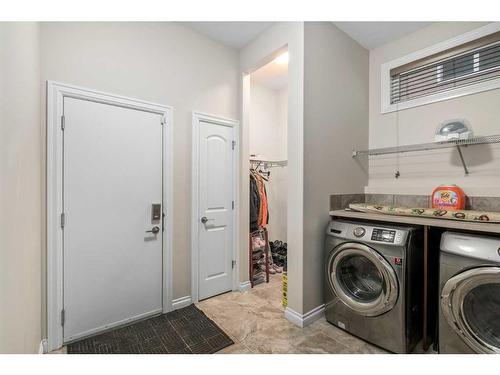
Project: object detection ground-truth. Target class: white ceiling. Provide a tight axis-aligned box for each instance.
[332,22,433,50]
[183,22,433,51]
[251,56,288,91]
[182,22,274,49]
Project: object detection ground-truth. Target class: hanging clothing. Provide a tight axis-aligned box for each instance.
[252,171,269,228]
[255,174,264,226]
[249,173,260,232]
[260,182,269,227]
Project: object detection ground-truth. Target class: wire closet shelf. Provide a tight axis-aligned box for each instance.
[351,134,500,175]
[250,159,288,169]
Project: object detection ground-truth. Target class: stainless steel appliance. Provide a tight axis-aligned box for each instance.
[324,219,423,353]
[439,232,500,354]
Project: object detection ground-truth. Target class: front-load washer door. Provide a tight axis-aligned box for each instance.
[327,242,399,317]
[441,266,500,354]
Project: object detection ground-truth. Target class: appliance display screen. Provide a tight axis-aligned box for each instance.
[371,228,396,243]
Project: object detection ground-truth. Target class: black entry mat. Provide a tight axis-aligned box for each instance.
[67,304,233,354]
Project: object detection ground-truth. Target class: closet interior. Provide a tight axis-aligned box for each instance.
[248,51,288,304]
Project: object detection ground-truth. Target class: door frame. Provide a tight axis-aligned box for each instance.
[46,81,174,351]
[191,112,240,303]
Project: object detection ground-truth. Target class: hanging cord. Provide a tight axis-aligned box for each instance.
[395,99,401,179]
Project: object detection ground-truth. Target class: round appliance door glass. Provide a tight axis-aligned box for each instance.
[441,266,500,354]
[463,283,500,349]
[328,243,398,317]
[337,254,383,302]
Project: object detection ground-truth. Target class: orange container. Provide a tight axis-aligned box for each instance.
[431,185,466,210]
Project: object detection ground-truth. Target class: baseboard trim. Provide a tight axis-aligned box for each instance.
[238,281,251,292]
[172,295,192,310]
[285,304,325,328]
[39,339,48,354]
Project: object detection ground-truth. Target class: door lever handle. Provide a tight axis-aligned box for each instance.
[146,226,160,234]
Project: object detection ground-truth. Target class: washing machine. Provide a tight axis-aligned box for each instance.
[439,232,500,354]
[324,219,423,353]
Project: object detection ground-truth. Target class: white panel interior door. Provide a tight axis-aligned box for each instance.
[198,121,234,300]
[63,97,163,342]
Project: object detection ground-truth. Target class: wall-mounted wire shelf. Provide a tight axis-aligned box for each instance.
[250,159,288,169]
[352,134,500,175]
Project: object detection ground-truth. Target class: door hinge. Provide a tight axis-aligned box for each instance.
[61,309,66,326]
[232,140,236,150]
[60,213,65,229]
[61,115,65,131]
[232,260,236,269]
[232,200,234,210]
[161,115,166,126]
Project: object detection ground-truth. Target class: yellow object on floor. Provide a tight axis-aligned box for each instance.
[282,272,288,307]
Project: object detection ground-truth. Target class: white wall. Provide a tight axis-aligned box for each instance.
[240,22,304,313]
[249,83,287,241]
[249,84,287,160]
[277,88,288,157]
[303,22,369,313]
[39,22,240,334]
[368,22,500,197]
[0,22,42,353]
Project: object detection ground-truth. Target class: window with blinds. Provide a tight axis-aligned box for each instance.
[390,31,500,105]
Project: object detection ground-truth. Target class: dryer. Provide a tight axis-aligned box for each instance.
[324,219,423,353]
[439,232,500,354]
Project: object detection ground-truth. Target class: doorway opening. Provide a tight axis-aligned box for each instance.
[248,49,289,307]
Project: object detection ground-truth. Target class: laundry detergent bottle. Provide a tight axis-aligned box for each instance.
[431,185,466,210]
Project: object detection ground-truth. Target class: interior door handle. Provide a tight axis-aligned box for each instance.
[201,217,214,224]
[146,226,160,234]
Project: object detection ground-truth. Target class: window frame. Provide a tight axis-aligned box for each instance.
[381,23,500,113]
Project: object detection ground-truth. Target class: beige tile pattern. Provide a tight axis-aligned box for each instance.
[198,275,388,354]
[51,275,388,354]
[331,193,500,212]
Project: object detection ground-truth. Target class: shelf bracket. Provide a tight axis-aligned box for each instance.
[456,145,469,175]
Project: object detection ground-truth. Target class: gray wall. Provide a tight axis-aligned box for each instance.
[368,22,500,197]
[0,22,42,353]
[39,22,240,336]
[303,22,369,313]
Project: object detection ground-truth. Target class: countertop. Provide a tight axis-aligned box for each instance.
[329,209,500,234]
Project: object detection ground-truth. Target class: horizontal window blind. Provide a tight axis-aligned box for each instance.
[390,35,500,105]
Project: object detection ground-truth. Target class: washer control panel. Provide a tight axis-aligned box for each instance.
[371,228,397,243]
[353,227,366,237]
[327,220,408,246]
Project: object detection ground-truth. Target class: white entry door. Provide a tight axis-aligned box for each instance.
[195,116,236,300]
[63,97,164,342]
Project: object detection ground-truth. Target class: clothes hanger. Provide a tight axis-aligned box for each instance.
[257,168,269,181]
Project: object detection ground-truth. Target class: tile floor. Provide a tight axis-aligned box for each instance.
[51,274,388,354]
[198,274,388,354]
